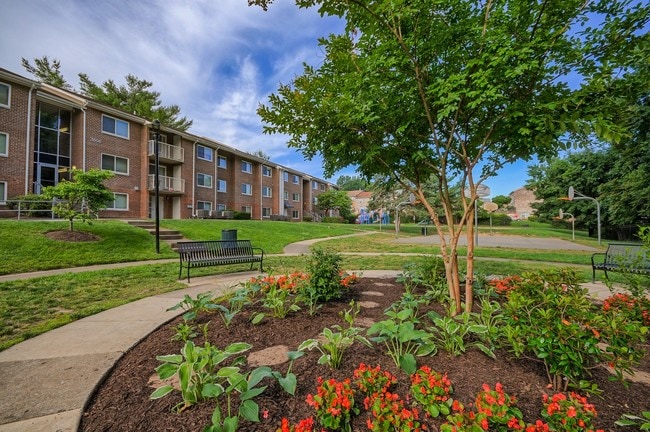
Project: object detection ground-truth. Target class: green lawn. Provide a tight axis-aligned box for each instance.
[0,219,622,351]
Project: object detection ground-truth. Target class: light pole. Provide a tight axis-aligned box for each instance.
[559,209,575,240]
[568,186,601,245]
[153,119,161,254]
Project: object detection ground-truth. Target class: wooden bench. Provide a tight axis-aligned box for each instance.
[177,240,264,282]
[591,243,650,283]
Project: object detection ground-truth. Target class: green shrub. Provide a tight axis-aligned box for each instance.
[6,194,53,217]
[500,268,648,392]
[322,216,346,224]
[306,248,345,302]
[233,211,251,220]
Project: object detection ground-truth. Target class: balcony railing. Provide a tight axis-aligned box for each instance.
[148,175,185,194]
[148,140,184,163]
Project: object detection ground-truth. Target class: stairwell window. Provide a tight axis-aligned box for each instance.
[217,179,227,193]
[0,182,6,205]
[242,183,252,195]
[262,207,271,218]
[218,156,227,168]
[263,186,272,198]
[263,165,272,177]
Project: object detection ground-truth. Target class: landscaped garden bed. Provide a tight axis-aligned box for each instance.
[79,253,649,432]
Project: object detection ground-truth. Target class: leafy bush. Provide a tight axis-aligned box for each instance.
[500,268,648,391]
[306,248,346,302]
[5,194,53,217]
[233,211,251,220]
[322,216,346,223]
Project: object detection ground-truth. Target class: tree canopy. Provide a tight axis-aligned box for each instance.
[22,56,193,131]
[42,168,115,232]
[253,0,648,313]
[316,189,354,219]
[336,175,369,191]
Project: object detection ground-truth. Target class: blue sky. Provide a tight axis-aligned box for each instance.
[0,0,531,197]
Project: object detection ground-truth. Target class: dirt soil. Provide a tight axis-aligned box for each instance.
[79,278,650,432]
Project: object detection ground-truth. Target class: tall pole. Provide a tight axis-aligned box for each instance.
[568,187,601,245]
[153,119,161,254]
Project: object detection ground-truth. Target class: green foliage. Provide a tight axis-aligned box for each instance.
[5,194,53,217]
[426,311,494,359]
[398,258,448,302]
[151,340,251,411]
[253,285,301,322]
[306,248,345,302]
[335,175,369,191]
[315,189,354,220]
[616,411,650,429]
[298,301,371,369]
[21,56,72,90]
[409,366,454,418]
[78,72,192,131]
[232,211,251,220]
[257,0,650,314]
[42,168,114,232]
[500,268,648,391]
[167,291,221,322]
[367,305,436,374]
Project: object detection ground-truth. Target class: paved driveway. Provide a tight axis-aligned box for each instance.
[395,233,599,251]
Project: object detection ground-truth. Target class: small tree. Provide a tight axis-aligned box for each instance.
[42,169,115,231]
[316,189,354,220]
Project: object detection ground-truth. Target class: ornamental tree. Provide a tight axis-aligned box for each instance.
[42,168,115,232]
[252,0,649,313]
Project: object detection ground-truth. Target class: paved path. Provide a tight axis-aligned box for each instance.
[0,232,635,432]
[396,232,599,251]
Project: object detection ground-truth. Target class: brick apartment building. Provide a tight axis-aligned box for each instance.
[0,68,336,221]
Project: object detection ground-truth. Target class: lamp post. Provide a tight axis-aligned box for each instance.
[568,186,601,245]
[153,119,161,254]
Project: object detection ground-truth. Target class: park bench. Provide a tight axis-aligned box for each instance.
[591,243,650,283]
[177,240,264,282]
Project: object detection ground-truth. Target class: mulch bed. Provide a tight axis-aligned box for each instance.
[79,277,649,432]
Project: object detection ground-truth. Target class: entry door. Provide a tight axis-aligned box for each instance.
[149,195,165,219]
[35,164,58,194]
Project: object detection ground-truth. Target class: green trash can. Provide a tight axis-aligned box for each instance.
[221,229,237,241]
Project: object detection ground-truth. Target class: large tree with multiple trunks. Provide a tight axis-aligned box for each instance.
[251,0,649,314]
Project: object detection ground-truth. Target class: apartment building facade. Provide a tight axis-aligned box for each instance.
[0,68,335,221]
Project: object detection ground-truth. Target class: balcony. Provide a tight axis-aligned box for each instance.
[148,140,184,164]
[148,175,185,194]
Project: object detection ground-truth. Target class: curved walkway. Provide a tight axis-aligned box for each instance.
[0,232,620,432]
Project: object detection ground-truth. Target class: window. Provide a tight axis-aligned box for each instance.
[293,175,299,184]
[101,154,129,174]
[283,171,289,182]
[292,192,300,202]
[242,160,252,173]
[106,193,128,210]
[0,132,7,156]
[284,191,289,200]
[263,186,272,198]
[197,173,213,188]
[262,207,271,218]
[216,203,226,212]
[241,206,252,214]
[0,82,9,108]
[321,184,326,191]
[101,115,129,139]
[292,210,299,219]
[0,181,6,204]
[263,165,272,177]
[197,145,213,161]
[197,201,212,211]
[218,156,227,168]
[312,180,318,190]
[313,197,318,204]
[217,179,227,193]
[241,183,252,195]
